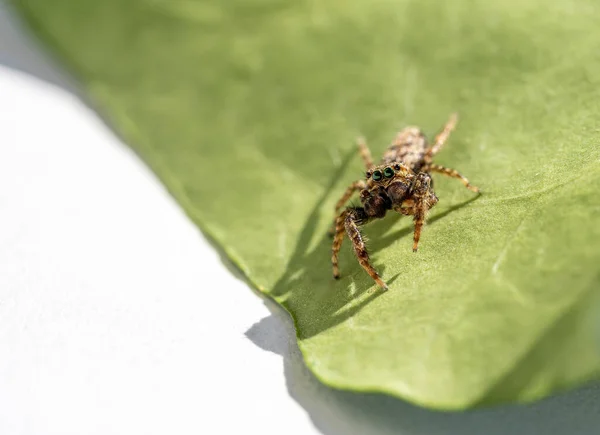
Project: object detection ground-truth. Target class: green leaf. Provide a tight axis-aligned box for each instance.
[14,0,600,409]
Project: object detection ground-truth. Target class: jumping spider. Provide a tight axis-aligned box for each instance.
[331,113,479,290]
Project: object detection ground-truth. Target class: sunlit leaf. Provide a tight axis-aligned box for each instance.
[14,0,600,409]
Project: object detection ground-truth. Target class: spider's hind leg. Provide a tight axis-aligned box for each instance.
[426,163,479,193]
[425,112,458,160]
[357,136,375,170]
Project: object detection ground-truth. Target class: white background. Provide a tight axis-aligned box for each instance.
[0,3,599,434]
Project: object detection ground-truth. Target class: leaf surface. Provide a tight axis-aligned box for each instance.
[14,0,600,409]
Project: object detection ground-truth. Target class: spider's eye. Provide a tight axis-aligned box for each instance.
[372,170,383,181]
[383,167,395,178]
[365,171,372,178]
[394,164,401,171]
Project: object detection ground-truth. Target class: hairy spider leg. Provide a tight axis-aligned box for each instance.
[331,207,388,290]
[328,137,374,236]
[411,202,428,252]
[328,180,367,235]
[394,199,425,252]
[331,211,347,279]
[425,163,480,193]
[425,112,458,160]
[357,136,375,169]
[401,173,438,252]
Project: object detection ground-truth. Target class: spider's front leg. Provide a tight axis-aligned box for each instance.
[328,180,367,235]
[331,207,388,290]
[328,137,376,235]
[399,172,439,252]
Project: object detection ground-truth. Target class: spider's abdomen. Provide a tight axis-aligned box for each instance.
[381,127,427,172]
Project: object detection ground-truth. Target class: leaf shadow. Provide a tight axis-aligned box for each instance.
[269,151,482,339]
[245,299,600,435]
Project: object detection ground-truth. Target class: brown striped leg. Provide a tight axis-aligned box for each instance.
[427,163,479,192]
[331,211,347,279]
[357,136,374,170]
[425,113,458,159]
[344,207,388,290]
[409,172,438,252]
[328,180,367,235]
[392,201,426,251]
[412,204,426,252]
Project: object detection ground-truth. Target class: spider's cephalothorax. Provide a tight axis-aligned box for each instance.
[331,113,479,290]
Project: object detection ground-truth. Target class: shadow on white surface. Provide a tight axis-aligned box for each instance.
[246,301,600,435]
[2,4,599,434]
[0,1,80,96]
